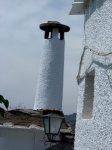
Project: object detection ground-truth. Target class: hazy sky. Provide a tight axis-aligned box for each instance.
[0,0,84,114]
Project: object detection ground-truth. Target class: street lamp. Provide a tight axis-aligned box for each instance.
[43,113,64,142]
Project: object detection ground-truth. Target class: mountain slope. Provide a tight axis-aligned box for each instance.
[65,113,76,133]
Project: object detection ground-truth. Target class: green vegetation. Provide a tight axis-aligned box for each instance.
[0,95,9,117]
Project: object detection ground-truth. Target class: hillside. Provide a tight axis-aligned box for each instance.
[65,113,76,133]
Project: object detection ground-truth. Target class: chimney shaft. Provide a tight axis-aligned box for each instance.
[34,21,70,110]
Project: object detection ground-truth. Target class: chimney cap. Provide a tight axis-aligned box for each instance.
[39,21,70,32]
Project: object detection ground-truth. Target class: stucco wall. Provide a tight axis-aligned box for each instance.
[0,126,50,150]
[75,0,112,149]
[34,29,65,110]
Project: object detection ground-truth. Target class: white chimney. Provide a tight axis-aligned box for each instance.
[34,21,70,110]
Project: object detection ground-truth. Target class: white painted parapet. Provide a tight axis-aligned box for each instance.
[0,126,49,150]
[34,21,70,110]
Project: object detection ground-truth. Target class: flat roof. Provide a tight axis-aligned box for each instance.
[69,0,89,15]
[0,109,69,130]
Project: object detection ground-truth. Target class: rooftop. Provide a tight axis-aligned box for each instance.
[69,0,89,15]
[0,109,71,131]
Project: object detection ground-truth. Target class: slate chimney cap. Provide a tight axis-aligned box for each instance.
[39,21,70,32]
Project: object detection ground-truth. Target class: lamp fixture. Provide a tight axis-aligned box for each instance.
[42,112,75,147]
[43,113,64,143]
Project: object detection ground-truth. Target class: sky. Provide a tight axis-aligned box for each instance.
[0,0,84,114]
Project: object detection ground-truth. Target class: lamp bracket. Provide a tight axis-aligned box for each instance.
[41,134,73,147]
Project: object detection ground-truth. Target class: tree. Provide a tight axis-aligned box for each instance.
[0,95,9,117]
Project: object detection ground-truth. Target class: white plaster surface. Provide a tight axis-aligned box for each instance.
[75,0,112,149]
[0,126,49,150]
[34,29,65,110]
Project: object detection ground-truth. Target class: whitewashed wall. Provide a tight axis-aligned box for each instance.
[0,126,50,150]
[34,29,65,110]
[75,0,112,149]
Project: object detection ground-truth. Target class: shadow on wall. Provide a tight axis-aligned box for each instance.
[45,143,73,150]
[85,0,105,23]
